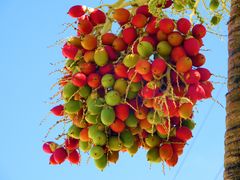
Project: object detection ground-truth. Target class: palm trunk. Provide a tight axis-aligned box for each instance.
[224,0,240,179]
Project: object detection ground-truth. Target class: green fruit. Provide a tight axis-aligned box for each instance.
[157,131,168,139]
[147,111,162,125]
[129,82,141,92]
[108,136,123,151]
[182,119,196,130]
[157,41,172,57]
[127,142,138,156]
[174,1,185,11]
[120,130,134,148]
[101,106,115,126]
[85,113,100,124]
[68,125,81,139]
[123,54,140,68]
[101,74,115,88]
[145,134,161,148]
[211,15,221,26]
[105,90,121,106]
[125,113,138,128]
[137,41,154,58]
[145,127,156,134]
[127,91,138,100]
[64,100,83,114]
[209,0,219,11]
[63,83,79,99]
[147,147,162,163]
[66,59,77,67]
[79,85,91,99]
[94,48,108,66]
[94,154,107,171]
[79,141,91,152]
[87,98,104,115]
[114,78,128,96]
[88,124,105,138]
[90,146,105,159]
[92,131,107,146]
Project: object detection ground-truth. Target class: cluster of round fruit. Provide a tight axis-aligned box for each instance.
[43,3,214,170]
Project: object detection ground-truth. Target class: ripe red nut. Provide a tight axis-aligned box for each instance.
[140,85,157,99]
[135,59,151,75]
[68,5,86,18]
[167,31,184,47]
[115,104,130,121]
[113,8,130,24]
[78,17,93,35]
[196,68,212,81]
[200,81,214,98]
[87,73,101,88]
[192,24,207,39]
[112,37,127,51]
[99,63,114,75]
[183,38,200,56]
[177,18,191,34]
[156,120,170,135]
[187,83,206,101]
[132,41,139,54]
[89,8,106,24]
[101,33,117,45]
[110,119,126,133]
[62,43,82,60]
[163,99,178,117]
[192,53,206,67]
[72,72,87,87]
[136,5,151,17]
[79,62,96,75]
[43,142,57,154]
[141,71,153,81]
[171,46,186,63]
[159,18,175,34]
[184,69,201,84]
[176,126,193,142]
[114,63,128,78]
[128,68,142,83]
[146,18,158,34]
[159,144,174,161]
[104,45,118,61]
[166,152,178,167]
[131,14,147,28]
[151,58,167,76]
[68,150,81,164]
[53,147,68,164]
[122,27,137,45]
[50,105,64,116]
[49,154,58,165]
[65,137,79,151]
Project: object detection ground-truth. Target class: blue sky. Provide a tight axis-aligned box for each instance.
[0,1,228,180]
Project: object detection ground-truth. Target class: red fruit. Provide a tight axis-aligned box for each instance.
[99,63,114,75]
[183,38,200,56]
[87,73,101,88]
[146,18,158,34]
[192,24,206,39]
[112,37,127,51]
[177,18,191,34]
[128,69,142,83]
[187,83,206,101]
[166,152,178,167]
[176,126,192,141]
[80,128,90,142]
[131,14,147,28]
[200,81,214,98]
[170,70,180,84]
[141,36,157,47]
[122,27,137,45]
[173,85,185,97]
[159,18,175,34]
[157,30,168,41]
[159,144,173,161]
[101,33,117,45]
[78,17,93,35]
[184,69,201,84]
[132,41,139,54]
[50,105,64,116]
[68,150,81,164]
[72,72,87,87]
[62,43,81,60]
[113,8,130,24]
[114,63,128,78]
[79,62,96,75]
[89,8,106,24]
[167,31,184,46]
[142,71,153,81]
[65,137,79,150]
[81,34,97,50]
[171,46,186,63]
[115,104,130,121]
[151,58,167,76]
[104,45,118,61]
[156,120,170,135]
[135,60,151,75]
[163,99,178,117]
[141,85,157,99]
[192,53,206,67]
[136,5,151,17]
[49,154,58,165]
[53,147,68,164]
[110,119,126,133]
[196,68,212,81]
[68,5,86,18]
[43,142,57,154]
[176,56,192,73]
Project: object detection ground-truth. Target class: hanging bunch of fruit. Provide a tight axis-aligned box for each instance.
[43,0,214,170]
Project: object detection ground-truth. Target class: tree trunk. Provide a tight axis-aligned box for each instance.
[224,0,240,179]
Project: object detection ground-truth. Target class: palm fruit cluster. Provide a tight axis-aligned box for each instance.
[43,2,214,170]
